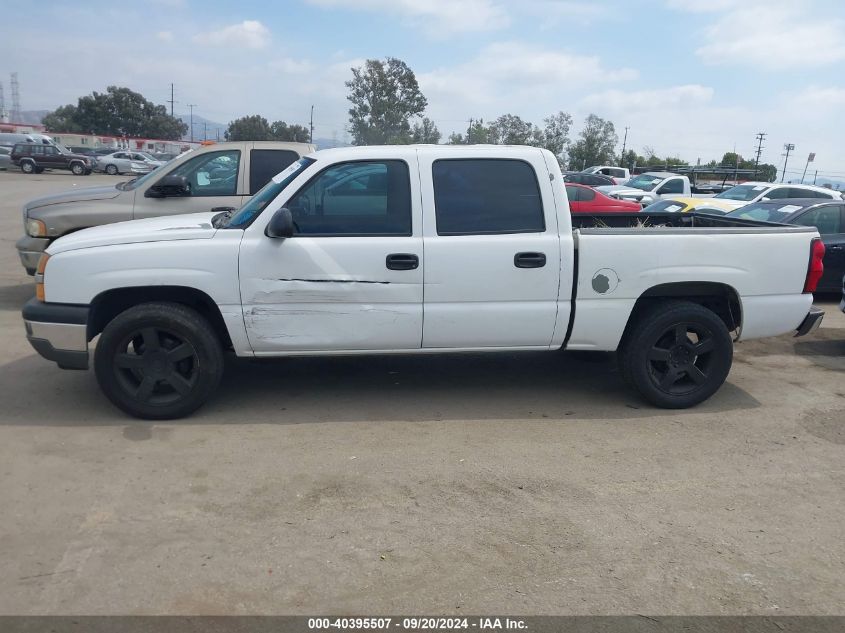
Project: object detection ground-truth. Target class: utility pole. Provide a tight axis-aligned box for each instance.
[813,170,818,185]
[801,152,815,183]
[309,105,314,144]
[753,132,766,177]
[467,118,473,144]
[187,104,196,142]
[168,83,175,117]
[781,143,794,182]
[203,121,208,141]
[619,126,629,167]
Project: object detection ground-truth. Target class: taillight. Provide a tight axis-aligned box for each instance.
[803,238,825,293]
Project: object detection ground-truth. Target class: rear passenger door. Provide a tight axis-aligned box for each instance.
[418,152,566,348]
[248,148,301,196]
[793,204,845,291]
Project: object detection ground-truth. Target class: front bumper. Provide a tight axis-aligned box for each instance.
[16,235,50,275]
[22,298,90,369]
[795,306,824,337]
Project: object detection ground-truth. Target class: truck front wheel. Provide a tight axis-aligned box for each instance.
[618,300,733,409]
[94,302,224,419]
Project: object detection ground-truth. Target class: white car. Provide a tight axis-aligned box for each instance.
[713,182,842,210]
[23,145,824,419]
[96,151,165,175]
[597,171,692,206]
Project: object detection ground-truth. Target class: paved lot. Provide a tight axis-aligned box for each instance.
[0,170,843,615]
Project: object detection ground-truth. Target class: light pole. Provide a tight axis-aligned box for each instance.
[781,143,794,182]
[801,152,815,183]
[619,126,629,167]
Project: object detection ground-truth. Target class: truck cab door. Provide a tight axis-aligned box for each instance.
[238,156,424,352]
[135,148,246,219]
[417,151,568,348]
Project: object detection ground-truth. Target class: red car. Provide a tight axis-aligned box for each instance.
[565,182,641,213]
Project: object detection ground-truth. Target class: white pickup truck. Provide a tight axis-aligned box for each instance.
[598,171,692,207]
[23,146,825,419]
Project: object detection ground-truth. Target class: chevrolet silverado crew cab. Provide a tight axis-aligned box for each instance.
[22,145,825,419]
[16,141,315,274]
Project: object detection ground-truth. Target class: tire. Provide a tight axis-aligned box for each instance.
[20,160,35,174]
[618,300,733,409]
[70,162,85,176]
[94,302,224,420]
[34,167,45,174]
[105,164,118,175]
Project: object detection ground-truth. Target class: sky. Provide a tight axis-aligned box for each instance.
[2,0,845,181]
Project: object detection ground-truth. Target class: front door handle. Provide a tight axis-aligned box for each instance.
[386,253,419,270]
[514,252,546,268]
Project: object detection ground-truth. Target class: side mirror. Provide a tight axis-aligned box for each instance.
[266,208,295,239]
[761,197,771,201]
[146,175,190,198]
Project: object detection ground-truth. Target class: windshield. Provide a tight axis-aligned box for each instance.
[725,202,804,222]
[715,184,768,201]
[118,168,161,191]
[625,174,663,191]
[645,199,689,213]
[223,157,315,228]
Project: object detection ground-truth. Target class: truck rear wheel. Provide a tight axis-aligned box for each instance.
[94,302,224,419]
[618,300,733,409]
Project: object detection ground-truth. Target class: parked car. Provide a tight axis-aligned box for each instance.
[0,146,11,170]
[562,171,615,187]
[16,141,315,274]
[22,145,824,419]
[96,151,165,175]
[644,197,737,215]
[714,182,842,210]
[0,132,38,148]
[11,143,93,176]
[597,172,692,206]
[582,165,630,185]
[726,199,845,292]
[565,182,641,213]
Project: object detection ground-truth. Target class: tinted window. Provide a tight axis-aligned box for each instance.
[249,149,300,194]
[565,185,581,202]
[610,168,626,178]
[286,160,411,236]
[765,187,790,199]
[580,187,596,201]
[658,178,684,194]
[433,159,544,235]
[166,150,240,197]
[44,146,58,155]
[793,205,842,235]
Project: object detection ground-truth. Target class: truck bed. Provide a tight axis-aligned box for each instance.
[570,211,786,230]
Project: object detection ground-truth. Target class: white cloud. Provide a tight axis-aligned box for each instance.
[156,30,173,42]
[680,2,845,69]
[791,85,845,108]
[419,41,637,111]
[269,58,315,74]
[307,0,509,35]
[580,85,714,112]
[192,20,270,50]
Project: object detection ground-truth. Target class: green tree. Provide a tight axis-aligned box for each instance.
[42,86,186,139]
[346,57,428,145]
[411,117,441,143]
[567,114,618,169]
[488,114,536,145]
[447,131,466,144]
[541,111,572,164]
[225,115,273,141]
[42,105,84,133]
[270,120,311,142]
[757,163,777,182]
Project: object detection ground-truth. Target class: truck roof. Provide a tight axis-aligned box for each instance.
[641,171,682,178]
[307,144,549,161]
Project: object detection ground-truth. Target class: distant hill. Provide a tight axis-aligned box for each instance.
[177,114,227,142]
[16,110,50,125]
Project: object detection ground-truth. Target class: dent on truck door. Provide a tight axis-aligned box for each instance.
[419,156,563,348]
[238,158,424,352]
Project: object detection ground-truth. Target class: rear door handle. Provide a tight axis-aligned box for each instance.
[514,252,546,268]
[386,253,419,270]
[828,244,843,251]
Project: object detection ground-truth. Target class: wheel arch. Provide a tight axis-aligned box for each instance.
[623,282,742,342]
[88,286,232,349]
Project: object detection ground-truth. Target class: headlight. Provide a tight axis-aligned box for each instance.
[27,218,46,237]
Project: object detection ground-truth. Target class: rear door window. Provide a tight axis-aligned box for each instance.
[432,159,545,235]
[249,149,300,194]
[565,185,581,202]
[793,205,843,235]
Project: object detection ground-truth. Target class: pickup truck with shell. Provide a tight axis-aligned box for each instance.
[597,171,691,207]
[16,141,315,274]
[22,145,826,419]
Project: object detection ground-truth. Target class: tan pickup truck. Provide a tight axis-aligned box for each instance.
[17,141,314,274]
